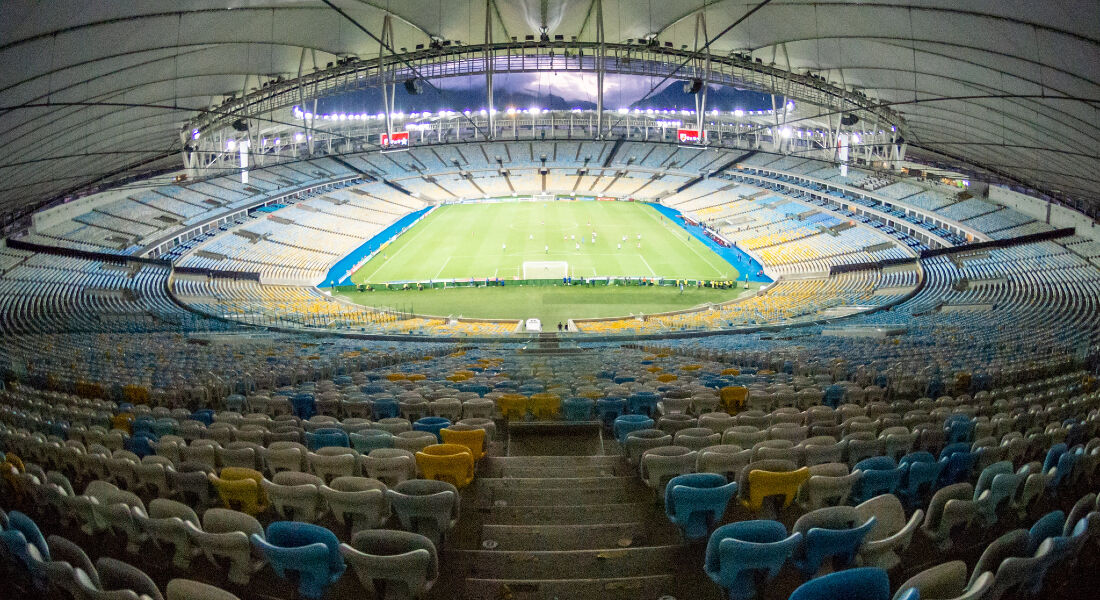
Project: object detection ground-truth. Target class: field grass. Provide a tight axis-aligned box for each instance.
[349,201,738,284]
[334,283,761,324]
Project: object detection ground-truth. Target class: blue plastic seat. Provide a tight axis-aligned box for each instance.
[1027,510,1065,554]
[704,520,802,600]
[291,393,317,420]
[1042,443,1067,472]
[562,398,595,421]
[371,398,400,420]
[304,428,350,451]
[938,451,976,487]
[945,416,974,444]
[823,384,845,408]
[897,452,943,505]
[628,392,659,417]
[613,415,655,443]
[127,432,159,458]
[938,442,971,460]
[412,417,451,442]
[851,457,903,503]
[788,567,891,600]
[190,409,215,426]
[596,398,627,428]
[791,507,877,578]
[251,521,346,599]
[132,417,155,436]
[1048,449,1078,490]
[0,511,49,585]
[665,473,738,540]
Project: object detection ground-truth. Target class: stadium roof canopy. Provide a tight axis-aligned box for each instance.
[1,1,1098,221]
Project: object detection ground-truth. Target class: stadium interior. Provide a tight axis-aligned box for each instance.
[1,2,1100,600]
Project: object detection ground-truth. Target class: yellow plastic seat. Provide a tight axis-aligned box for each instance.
[407,374,426,382]
[529,394,561,420]
[657,374,678,383]
[681,364,702,371]
[742,467,810,511]
[111,413,134,434]
[719,386,749,414]
[497,394,529,421]
[209,467,269,515]
[415,444,475,488]
[2,455,27,500]
[439,428,486,460]
[386,373,407,382]
[721,368,741,376]
[646,366,663,373]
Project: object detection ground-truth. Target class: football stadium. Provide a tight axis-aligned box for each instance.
[1,2,1099,600]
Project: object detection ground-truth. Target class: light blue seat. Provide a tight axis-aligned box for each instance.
[190,409,215,426]
[852,457,903,503]
[945,416,974,444]
[665,473,738,540]
[291,393,317,420]
[789,567,891,600]
[897,452,943,507]
[350,430,395,453]
[613,415,655,443]
[938,451,976,487]
[791,506,877,578]
[250,521,346,599]
[0,511,49,587]
[704,520,802,600]
[304,428,350,451]
[1047,447,1078,491]
[372,399,400,420]
[596,398,627,428]
[412,417,451,442]
[974,461,1019,524]
[1027,510,1065,554]
[938,442,971,460]
[562,398,595,421]
[628,392,659,417]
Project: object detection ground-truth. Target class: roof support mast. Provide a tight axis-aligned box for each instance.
[595,0,605,140]
[693,11,710,137]
[380,15,396,144]
[485,0,495,139]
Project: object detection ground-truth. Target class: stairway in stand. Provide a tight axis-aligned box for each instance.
[439,422,722,600]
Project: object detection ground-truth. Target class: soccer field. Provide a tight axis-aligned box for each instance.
[349,201,737,284]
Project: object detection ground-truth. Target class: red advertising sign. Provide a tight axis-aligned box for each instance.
[676,128,703,145]
[380,131,410,148]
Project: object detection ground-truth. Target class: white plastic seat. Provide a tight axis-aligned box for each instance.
[340,530,438,600]
[320,476,390,534]
[855,493,923,571]
[186,508,266,585]
[262,471,324,522]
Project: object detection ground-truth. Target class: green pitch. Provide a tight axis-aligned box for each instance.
[349,201,737,283]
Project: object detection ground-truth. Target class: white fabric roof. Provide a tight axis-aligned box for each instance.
[2,1,1098,218]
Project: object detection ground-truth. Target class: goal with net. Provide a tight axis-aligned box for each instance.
[522,261,569,280]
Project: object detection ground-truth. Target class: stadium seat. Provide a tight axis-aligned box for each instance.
[788,567,890,600]
[439,427,486,460]
[166,579,242,600]
[186,508,266,585]
[340,530,438,600]
[791,506,876,578]
[387,479,460,547]
[208,467,268,516]
[251,521,346,600]
[854,494,923,571]
[704,520,802,600]
[415,443,474,488]
[320,476,389,534]
[665,473,738,540]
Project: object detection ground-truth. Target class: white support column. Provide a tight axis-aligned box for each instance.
[595,0,605,140]
[485,0,495,139]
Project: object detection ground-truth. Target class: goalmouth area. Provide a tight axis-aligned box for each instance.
[349,200,741,284]
[335,199,767,324]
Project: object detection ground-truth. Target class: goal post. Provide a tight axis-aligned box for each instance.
[523,261,569,280]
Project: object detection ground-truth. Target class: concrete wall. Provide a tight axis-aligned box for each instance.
[987,185,1100,243]
[31,188,131,232]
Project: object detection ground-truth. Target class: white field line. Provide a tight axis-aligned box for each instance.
[640,206,730,278]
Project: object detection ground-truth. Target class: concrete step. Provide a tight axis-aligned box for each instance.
[485,455,622,469]
[501,465,622,478]
[462,574,721,600]
[477,476,637,490]
[484,502,656,525]
[445,545,692,580]
[481,522,650,551]
[486,484,642,507]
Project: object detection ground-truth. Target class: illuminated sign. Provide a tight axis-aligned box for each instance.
[677,128,703,145]
[380,132,410,148]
